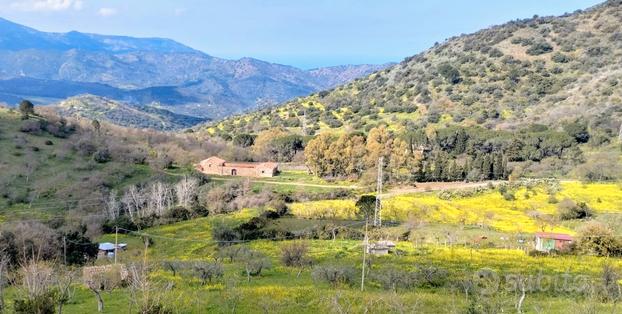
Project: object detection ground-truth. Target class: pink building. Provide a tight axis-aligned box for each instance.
[197,156,278,177]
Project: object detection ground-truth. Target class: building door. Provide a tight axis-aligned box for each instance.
[231,169,237,176]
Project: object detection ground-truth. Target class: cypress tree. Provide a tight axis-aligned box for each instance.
[413,159,426,182]
[423,160,433,182]
[481,154,493,180]
[492,153,504,180]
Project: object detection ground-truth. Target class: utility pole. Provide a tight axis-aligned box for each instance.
[374,156,383,227]
[618,123,622,142]
[360,218,368,291]
[301,108,307,135]
[114,226,118,265]
[63,236,67,265]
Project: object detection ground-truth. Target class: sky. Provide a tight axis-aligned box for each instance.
[0,0,604,69]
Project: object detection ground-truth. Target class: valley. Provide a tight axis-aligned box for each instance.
[0,1,621,313]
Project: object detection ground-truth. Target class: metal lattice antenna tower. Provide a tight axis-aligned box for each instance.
[374,156,383,227]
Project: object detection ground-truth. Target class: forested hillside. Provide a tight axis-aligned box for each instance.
[211,1,622,136]
[205,1,622,184]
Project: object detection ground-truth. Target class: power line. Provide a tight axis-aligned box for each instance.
[116,220,367,245]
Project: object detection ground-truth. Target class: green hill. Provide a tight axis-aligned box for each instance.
[54,94,207,131]
[208,1,622,139]
[0,105,229,221]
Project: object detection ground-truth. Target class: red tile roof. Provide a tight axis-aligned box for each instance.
[535,232,573,241]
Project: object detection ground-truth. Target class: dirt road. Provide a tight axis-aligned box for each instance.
[380,180,505,198]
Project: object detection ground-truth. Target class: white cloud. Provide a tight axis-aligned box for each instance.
[97,7,117,17]
[10,0,83,11]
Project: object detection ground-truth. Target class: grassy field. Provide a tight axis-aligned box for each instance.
[290,182,622,234]
[43,210,622,314]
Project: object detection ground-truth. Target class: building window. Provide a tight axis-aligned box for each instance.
[261,170,265,174]
[231,169,237,176]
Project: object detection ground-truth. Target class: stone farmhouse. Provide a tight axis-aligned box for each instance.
[197,156,279,177]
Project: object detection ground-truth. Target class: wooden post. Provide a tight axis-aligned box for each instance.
[361,219,368,291]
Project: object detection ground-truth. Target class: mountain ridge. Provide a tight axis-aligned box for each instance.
[0,17,393,119]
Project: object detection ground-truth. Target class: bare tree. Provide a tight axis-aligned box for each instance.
[55,267,76,314]
[121,185,146,222]
[0,253,9,312]
[16,261,56,312]
[105,190,121,220]
[241,250,271,282]
[281,242,312,278]
[193,261,224,285]
[174,176,199,208]
[147,181,173,216]
[85,266,124,312]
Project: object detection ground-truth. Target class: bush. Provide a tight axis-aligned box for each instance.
[102,215,138,234]
[557,198,593,220]
[211,223,240,246]
[502,192,516,201]
[526,41,553,55]
[165,206,193,222]
[576,222,622,256]
[415,264,448,288]
[14,291,56,314]
[371,267,416,291]
[193,261,224,285]
[551,52,571,63]
[19,120,42,134]
[241,250,271,281]
[438,63,462,84]
[75,139,97,157]
[93,149,112,163]
[527,249,549,257]
[281,242,311,268]
[312,265,356,287]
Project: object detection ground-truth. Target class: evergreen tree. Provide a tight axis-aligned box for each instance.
[502,156,509,179]
[432,155,444,181]
[18,100,35,119]
[449,160,463,181]
[492,153,504,180]
[413,159,426,182]
[454,129,468,154]
[481,154,493,180]
[423,160,433,182]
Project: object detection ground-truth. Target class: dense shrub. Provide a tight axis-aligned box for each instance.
[93,149,112,163]
[576,222,622,257]
[557,198,593,220]
[14,292,56,314]
[193,261,224,285]
[371,267,416,291]
[526,41,553,55]
[281,242,311,268]
[211,223,240,246]
[414,264,448,288]
[312,265,356,287]
[165,206,193,222]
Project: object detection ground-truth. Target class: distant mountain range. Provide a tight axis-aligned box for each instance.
[0,17,392,120]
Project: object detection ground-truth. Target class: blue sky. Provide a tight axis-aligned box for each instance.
[0,0,603,69]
